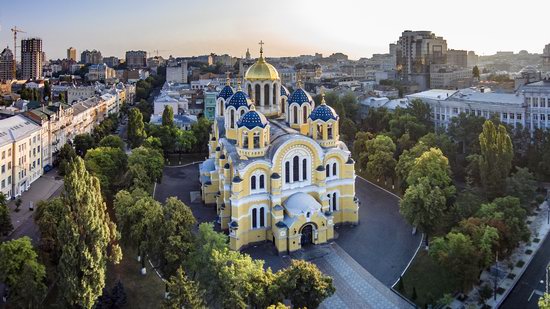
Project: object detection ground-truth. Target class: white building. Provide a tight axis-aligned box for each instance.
[101,93,118,115]
[153,93,189,115]
[0,115,43,198]
[68,85,96,103]
[87,64,116,81]
[166,62,188,84]
[430,68,472,89]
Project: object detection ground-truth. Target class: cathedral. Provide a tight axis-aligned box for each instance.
[199,44,359,253]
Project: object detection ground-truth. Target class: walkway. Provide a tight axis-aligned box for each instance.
[313,244,413,309]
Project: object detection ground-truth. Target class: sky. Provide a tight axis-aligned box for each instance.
[0,0,548,61]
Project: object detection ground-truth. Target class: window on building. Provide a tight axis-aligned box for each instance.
[251,175,257,190]
[332,193,337,211]
[1,180,4,189]
[230,110,235,129]
[1,165,4,173]
[303,105,308,123]
[503,113,508,119]
[293,106,299,124]
[326,164,330,177]
[517,114,522,120]
[252,208,258,228]
[259,207,265,227]
[293,156,300,181]
[327,125,333,139]
[259,175,265,189]
[285,161,290,183]
[253,133,260,148]
[1,151,4,159]
[8,162,11,170]
[302,158,307,181]
[332,162,337,177]
[7,176,11,185]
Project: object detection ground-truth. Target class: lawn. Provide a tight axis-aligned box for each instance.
[399,250,458,307]
[106,246,166,309]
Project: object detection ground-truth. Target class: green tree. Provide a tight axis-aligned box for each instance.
[34,198,65,264]
[163,267,206,309]
[340,117,357,146]
[400,148,456,246]
[162,105,175,127]
[429,232,480,291]
[364,135,396,181]
[128,108,147,148]
[85,146,128,196]
[479,120,513,200]
[506,167,537,208]
[448,113,485,155]
[98,134,125,150]
[540,292,550,309]
[128,146,164,191]
[0,193,13,235]
[57,157,122,308]
[57,143,77,176]
[0,237,47,308]
[161,197,197,277]
[277,260,335,309]
[143,136,163,150]
[74,133,96,156]
[191,117,212,153]
[362,107,391,133]
[352,131,373,172]
[457,217,499,268]
[472,65,480,79]
[176,129,197,158]
[395,141,430,190]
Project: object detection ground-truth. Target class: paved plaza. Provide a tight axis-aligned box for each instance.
[155,163,420,308]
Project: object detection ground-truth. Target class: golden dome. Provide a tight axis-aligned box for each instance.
[245,46,280,81]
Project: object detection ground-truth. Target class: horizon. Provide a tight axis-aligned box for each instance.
[1,0,549,60]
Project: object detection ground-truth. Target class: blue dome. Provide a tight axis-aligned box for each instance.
[217,85,234,100]
[280,85,290,97]
[225,90,251,109]
[309,104,338,121]
[237,109,268,129]
[288,88,313,105]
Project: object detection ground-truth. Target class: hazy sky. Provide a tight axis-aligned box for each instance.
[0,0,548,60]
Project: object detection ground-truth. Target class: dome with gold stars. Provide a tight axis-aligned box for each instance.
[244,44,280,81]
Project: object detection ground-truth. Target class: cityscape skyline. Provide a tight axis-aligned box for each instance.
[1,0,549,60]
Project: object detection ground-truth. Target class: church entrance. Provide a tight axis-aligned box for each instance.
[300,224,314,247]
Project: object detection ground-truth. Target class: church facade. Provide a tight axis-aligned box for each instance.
[199,45,359,254]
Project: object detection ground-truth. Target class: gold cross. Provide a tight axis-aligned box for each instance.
[259,40,264,53]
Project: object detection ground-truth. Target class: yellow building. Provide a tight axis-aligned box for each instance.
[200,45,359,254]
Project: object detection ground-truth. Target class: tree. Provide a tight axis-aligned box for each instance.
[0,193,13,235]
[506,167,537,208]
[85,147,128,196]
[429,232,480,291]
[163,267,206,309]
[34,197,65,264]
[0,237,47,308]
[162,105,175,127]
[472,65,480,79]
[74,133,96,156]
[128,108,147,148]
[187,223,228,281]
[191,117,211,153]
[99,135,125,150]
[57,143,77,176]
[128,146,164,191]
[143,136,163,150]
[57,157,122,308]
[277,260,335,309]
[364,135,396,181]
[160,197,197,276]
[448,113,485,155]
[479,120,513,200]
[400,148,456,246]
[540,292,550,309]
[362,107,391,133]
[176,130,197,158]
[339,117,357,146]
[395,141,429,190]
[352,131,373,172]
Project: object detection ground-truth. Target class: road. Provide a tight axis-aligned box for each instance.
[501,233,550,309]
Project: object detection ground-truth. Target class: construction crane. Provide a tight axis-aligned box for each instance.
[10,26,26,78]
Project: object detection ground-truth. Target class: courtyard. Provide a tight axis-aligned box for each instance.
[154,162,421,308]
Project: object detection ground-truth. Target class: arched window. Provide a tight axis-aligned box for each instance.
[327,124,333,139]
[293,156,300,182]
[303,105,308,123]
[332,162,337,177]
[332,193,337,211]
[240,109,245,117]
[326,164,330,177]
[264,84,270,106]
[281,98,285,114]
[255,84,261,105]
[317,124,323,138]
[259,207,265,227]
[248,84,253,97]
[242,132,248,148]
[259,175,265,189]
[285,161,290,183]
[293,106,299,124]
[230,110,235,128]
[253,132,260,148]
[273,84,277,107]
[302,158,307,181]
[252,208,258,228]
[219,101,224,116]
[251,175,257,190]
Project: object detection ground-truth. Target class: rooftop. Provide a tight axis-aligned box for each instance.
[0,115,41,147]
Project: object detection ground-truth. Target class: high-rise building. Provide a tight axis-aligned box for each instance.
[67,47,77,61]
[467,51,479,68]
[396,30,447,89]
[447,49,468,68]
[125,50,147,69]
[543,44,550,73]
[21,38,43,80]
[80,50,103,64]
[0,47,15,81]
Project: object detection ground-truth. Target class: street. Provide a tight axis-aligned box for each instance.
[501,232,550,309]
